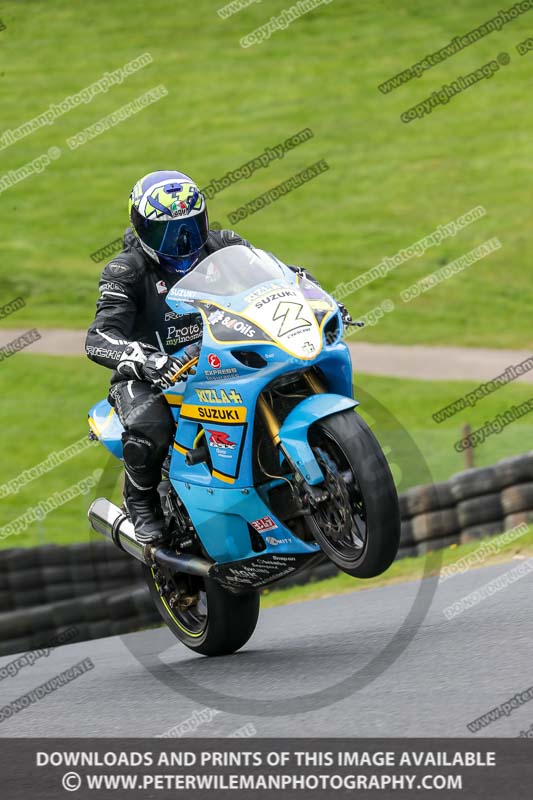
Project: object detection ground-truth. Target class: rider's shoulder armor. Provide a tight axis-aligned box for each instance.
[205,229,251,252]
[100,231,147,287]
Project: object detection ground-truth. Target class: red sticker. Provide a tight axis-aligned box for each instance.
[208,430,236,450]
[207,353,221,368]
[250,516,277,532]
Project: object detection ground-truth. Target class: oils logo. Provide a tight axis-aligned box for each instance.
[195,388,242,404]
[181,404,247,423]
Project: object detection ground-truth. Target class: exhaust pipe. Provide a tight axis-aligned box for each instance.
[88,498,212,577]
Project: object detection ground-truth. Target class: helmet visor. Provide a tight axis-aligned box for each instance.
[131,206,208,258]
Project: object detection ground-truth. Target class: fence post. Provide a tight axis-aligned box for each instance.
[461,423,474,469]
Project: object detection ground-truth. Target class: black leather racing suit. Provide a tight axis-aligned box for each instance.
[85,227,255,499]
[85,227,325,534]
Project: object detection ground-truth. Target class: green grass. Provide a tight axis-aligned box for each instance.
[355,373,533,490]
[261,525,533,608]
[0,354,531,549]
[0,0,531,346]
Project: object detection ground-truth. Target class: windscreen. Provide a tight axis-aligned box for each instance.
[173,245,286,298]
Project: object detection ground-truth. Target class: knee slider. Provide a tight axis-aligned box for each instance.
[122,432,158,469]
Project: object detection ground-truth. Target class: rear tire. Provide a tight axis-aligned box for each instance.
[307,409,400,578]
[143,565,260,657]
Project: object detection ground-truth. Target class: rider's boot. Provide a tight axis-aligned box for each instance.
[122,432,168,546]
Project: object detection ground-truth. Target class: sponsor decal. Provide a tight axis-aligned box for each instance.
[156,280,168,294]
[108,263,128,274]
[207,430,236,450]
[207,309,225,325]
[100,281,123,292]
[213,553,303,588]
[251,515,278,533]
[204,367,238,381]
[272,300,312,337]
[211,313,257,338]
[207,353,221,368]
[165,322,201,346]
[266,535,292,546]
[253,288,298,310]
[195,388,242,404]
[169,287,198,299]
[169,201,189,218]
[86,345,121,360]
[244,281,286,304]
[180,404,247,423]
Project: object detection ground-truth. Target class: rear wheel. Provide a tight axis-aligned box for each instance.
[143,564,260,657]
[307,409,400,578]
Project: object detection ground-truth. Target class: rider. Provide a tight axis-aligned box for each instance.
[86,170,351,546]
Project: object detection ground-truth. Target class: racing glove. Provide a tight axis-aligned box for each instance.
[117,342,199,387]
[142,344,200,389]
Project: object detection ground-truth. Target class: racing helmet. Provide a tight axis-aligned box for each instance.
[129,170,209,275]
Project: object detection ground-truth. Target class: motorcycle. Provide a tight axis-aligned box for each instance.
[87,245,400,656]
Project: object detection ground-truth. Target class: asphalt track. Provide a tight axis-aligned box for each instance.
[1,559,532,739]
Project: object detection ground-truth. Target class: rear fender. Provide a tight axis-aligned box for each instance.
[278,394,358,485]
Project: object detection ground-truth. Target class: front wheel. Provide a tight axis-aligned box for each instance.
[143,565,260,657]
[306,409,400,578]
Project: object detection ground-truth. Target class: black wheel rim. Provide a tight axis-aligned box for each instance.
[151,566,208,638]
[308,436,367,562]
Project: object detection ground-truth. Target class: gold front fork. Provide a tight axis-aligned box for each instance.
[303,370,325,394]
[257,395,281,445]
[257,370,325,448]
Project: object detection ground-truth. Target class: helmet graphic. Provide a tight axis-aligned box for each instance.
[129,170,209,275]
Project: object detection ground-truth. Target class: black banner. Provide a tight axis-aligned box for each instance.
[0,738,531,798]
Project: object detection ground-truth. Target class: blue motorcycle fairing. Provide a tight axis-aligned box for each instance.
[88,245,359,572]
[278,394,359,485]
[172,481,318,563]
[88,399,124,459]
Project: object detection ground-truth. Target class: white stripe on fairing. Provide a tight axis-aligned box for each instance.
[101,290,128,299]
[96,328,127,345]
[155,330,165,351]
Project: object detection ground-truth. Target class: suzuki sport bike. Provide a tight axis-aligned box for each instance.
[87,245,400,656]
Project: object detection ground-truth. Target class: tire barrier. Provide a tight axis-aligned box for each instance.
[0,451,532,656]
[279,451,533,588]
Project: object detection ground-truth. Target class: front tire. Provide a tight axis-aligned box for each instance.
[307,409,400,578]
[143,565,260,657]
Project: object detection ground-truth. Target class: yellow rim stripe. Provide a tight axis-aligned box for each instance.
[151,569,205,638]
